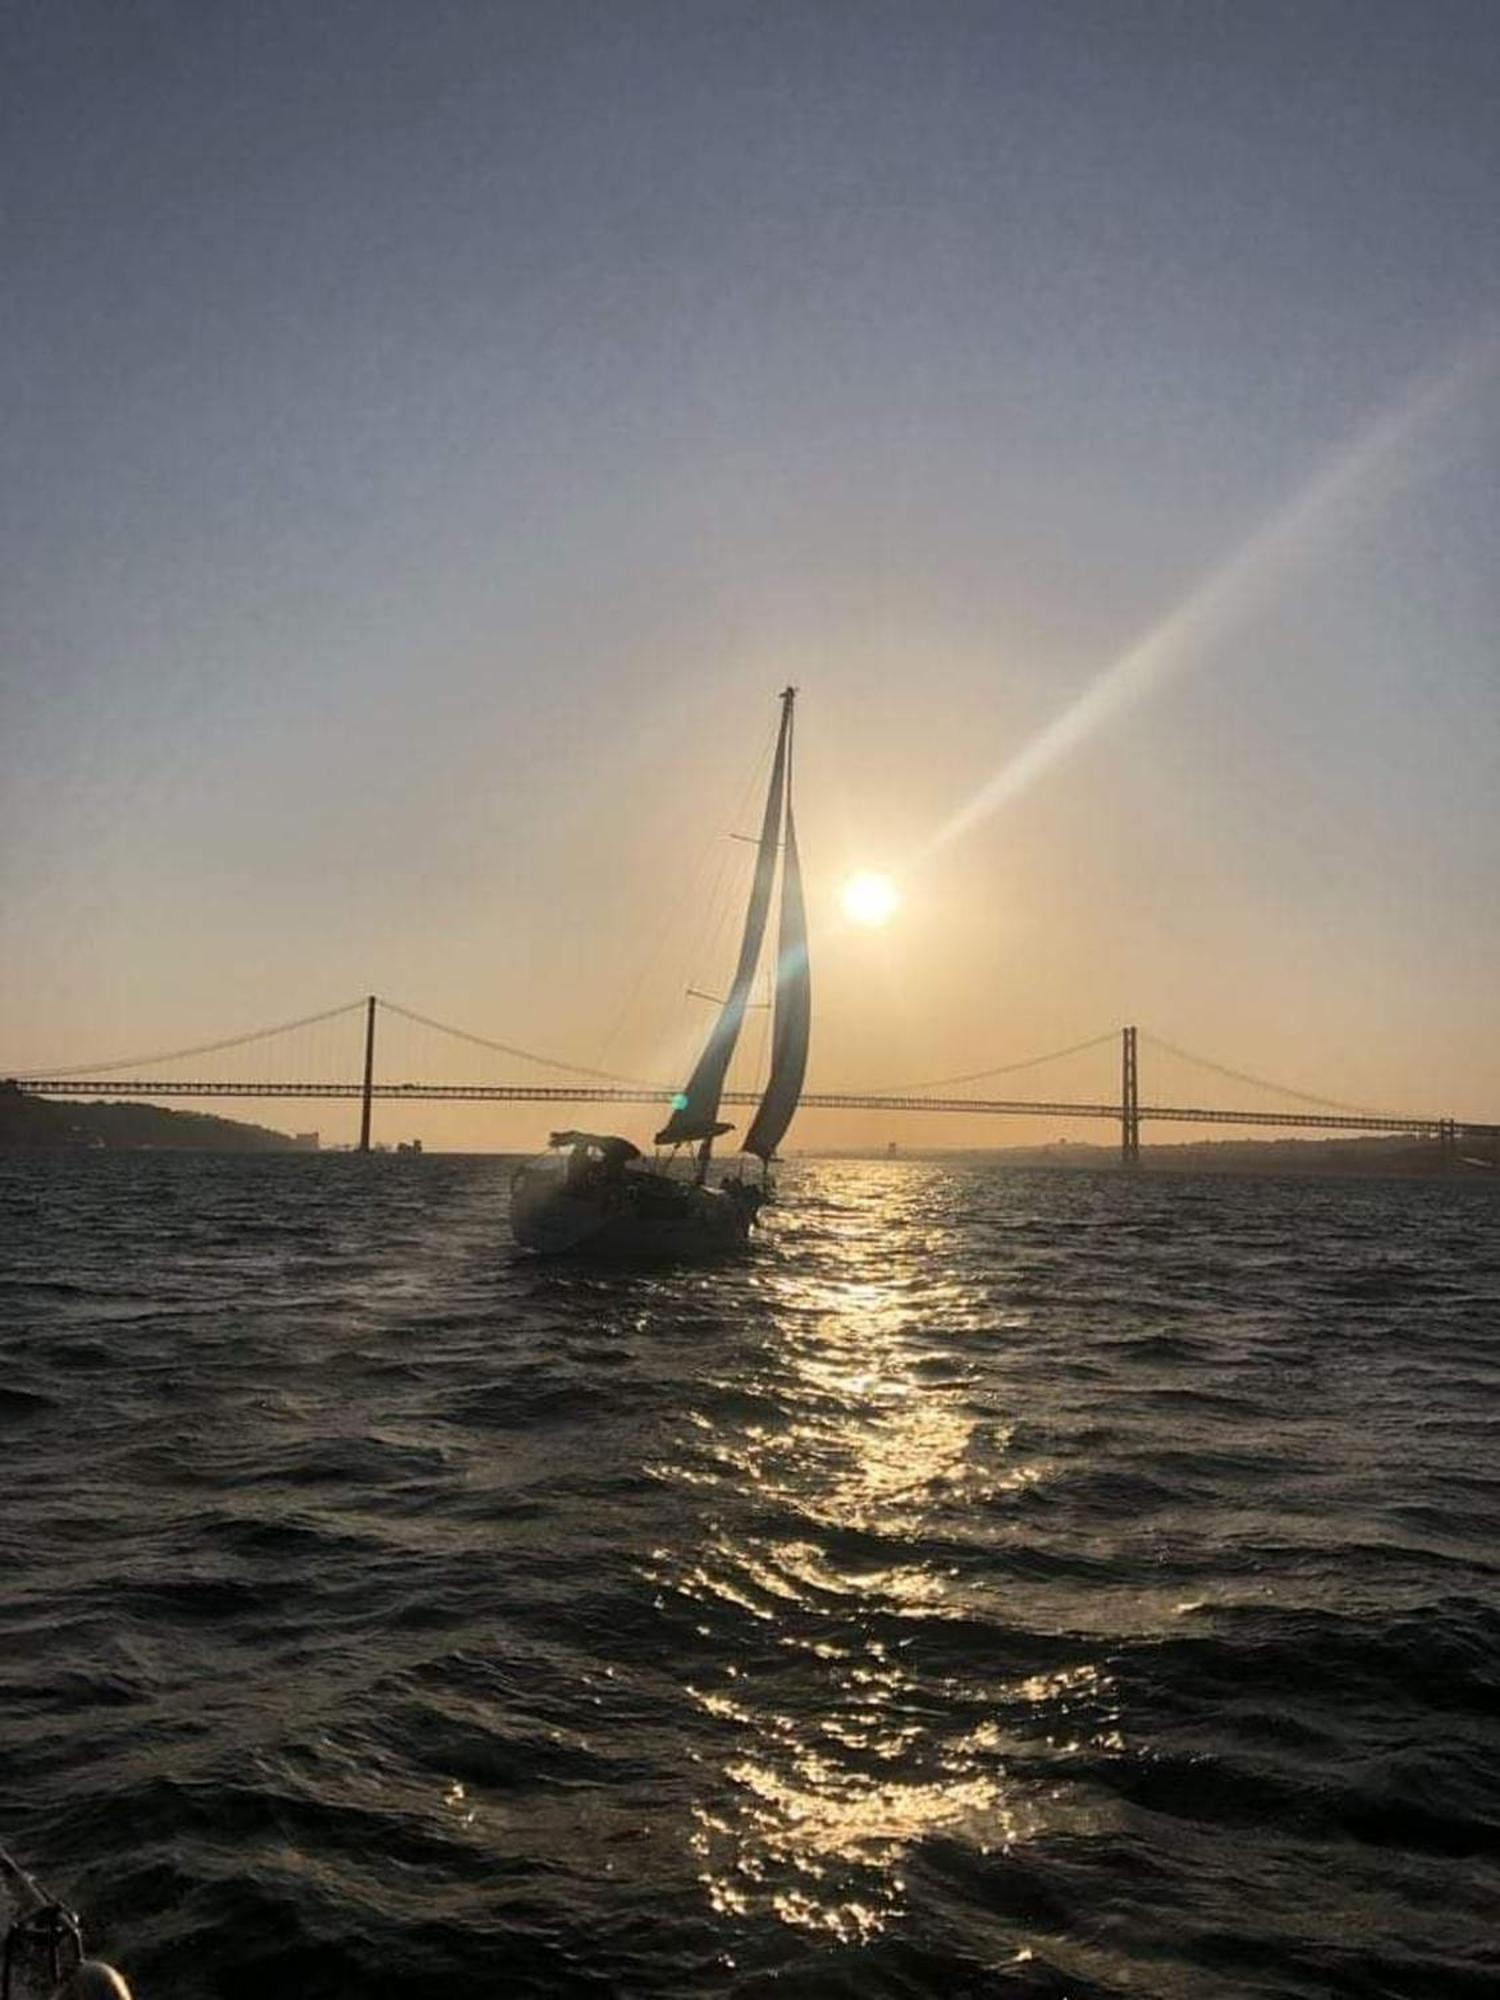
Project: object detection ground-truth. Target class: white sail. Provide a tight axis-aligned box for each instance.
[655,693,792,1147]
[743,783,809,1161]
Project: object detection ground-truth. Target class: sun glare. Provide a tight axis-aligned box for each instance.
[841,871,901,928]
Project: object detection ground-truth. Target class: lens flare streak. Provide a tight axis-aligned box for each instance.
[920,331,1500,866]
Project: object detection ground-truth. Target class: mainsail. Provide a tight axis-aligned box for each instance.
[655,692,792,1148]
[743,790,809,1162]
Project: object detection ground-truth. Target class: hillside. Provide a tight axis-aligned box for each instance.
[0,1083,304,1152]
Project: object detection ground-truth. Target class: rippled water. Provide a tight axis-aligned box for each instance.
[3,1154,1498,1998]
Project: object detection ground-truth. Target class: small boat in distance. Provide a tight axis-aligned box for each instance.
[510,687,810,1258]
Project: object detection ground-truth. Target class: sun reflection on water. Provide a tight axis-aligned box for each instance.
[655,1174,1122,1945]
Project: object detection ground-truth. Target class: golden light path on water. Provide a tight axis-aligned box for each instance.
[913,329,1500,873]
[647,1175,1130,1950]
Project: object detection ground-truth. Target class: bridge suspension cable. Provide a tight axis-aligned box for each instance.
[1138,1030,1398,1119]
[377,998,666,1089]
[13,997,370,1082]
[881,1028,1120,1094]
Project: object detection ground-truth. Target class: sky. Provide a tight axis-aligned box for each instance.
[3,0,1497,1151]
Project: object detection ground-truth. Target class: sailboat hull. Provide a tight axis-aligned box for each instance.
[510,1160,761,1260]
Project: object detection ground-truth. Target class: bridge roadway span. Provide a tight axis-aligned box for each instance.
[24,1078,1490,1140]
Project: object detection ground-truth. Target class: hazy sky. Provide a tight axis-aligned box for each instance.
[4,1,1497,1150]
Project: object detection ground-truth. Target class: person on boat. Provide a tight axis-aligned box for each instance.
[556,1131,640,1196]
[720,1171,766,1216]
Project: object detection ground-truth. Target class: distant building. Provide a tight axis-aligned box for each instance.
[291,1131,320,1150]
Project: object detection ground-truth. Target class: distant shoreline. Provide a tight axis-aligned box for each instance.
[3,1085,1495,1178]
[0,1083,312,1153]
[814,1135,1498,1179]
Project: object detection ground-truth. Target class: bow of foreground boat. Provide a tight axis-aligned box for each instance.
[1,1848,133,2000]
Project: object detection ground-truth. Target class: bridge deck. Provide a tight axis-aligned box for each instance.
[17,1079,1491,1139]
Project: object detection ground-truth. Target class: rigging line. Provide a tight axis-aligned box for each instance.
[594,710,781,1074]
[12,997,370,1081]
[1139,1031,1398,1118]
[671,715,781,1024]
[880,1029,1121,1095]
[377,998,667,1088]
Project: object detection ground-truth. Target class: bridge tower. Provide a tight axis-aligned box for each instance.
[358,995,377,1152]
[1121,1025,1140,1167]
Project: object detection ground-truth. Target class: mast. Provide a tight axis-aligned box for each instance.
[656,689,794,1167]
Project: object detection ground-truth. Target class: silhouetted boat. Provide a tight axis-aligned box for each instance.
[510,688,810,1258]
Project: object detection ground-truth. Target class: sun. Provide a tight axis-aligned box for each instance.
[840,870,901,927]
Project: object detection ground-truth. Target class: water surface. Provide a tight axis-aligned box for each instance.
[3,1155,1498,1997]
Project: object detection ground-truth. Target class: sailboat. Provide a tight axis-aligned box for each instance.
[509,687,810,1258]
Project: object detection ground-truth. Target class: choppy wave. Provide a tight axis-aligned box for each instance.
[3,1154,1499,1998]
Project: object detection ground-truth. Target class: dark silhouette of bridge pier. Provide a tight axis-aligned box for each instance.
[11,995,1495,1165]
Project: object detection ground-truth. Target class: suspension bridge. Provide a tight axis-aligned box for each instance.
[8,997,1495,1165]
